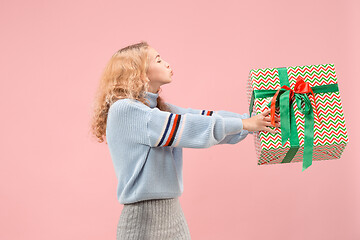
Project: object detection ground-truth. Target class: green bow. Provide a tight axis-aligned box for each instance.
[249,67,339,171]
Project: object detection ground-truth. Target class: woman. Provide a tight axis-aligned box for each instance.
[90,41,280,239]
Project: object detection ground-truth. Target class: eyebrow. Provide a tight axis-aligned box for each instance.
[155,54,160,59]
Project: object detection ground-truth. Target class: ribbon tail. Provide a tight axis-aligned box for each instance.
[302,106,315,171]
[281,101,300,163]
[280,90,291,146]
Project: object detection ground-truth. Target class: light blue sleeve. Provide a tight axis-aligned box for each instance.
[116,100,247,149]
[165,102,254,145]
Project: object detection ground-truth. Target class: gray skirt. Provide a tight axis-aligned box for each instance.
[116,197,191,240]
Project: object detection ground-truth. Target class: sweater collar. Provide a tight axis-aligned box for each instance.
[145,91,159,108]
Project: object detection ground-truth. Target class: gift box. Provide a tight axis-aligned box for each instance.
[247,63,349,171]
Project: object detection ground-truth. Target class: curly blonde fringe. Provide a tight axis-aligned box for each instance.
[89,41,171,144]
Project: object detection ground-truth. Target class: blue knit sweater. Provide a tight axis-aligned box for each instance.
[106,91,253,204]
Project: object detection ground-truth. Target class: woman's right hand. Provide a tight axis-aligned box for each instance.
[242,109,280,134]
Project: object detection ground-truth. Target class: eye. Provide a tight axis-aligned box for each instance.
[157,59,162,63]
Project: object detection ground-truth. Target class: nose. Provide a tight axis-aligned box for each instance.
[165,62,171,71]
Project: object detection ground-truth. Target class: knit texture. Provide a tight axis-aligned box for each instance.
[116,197,191,240]
[106,91,253,204]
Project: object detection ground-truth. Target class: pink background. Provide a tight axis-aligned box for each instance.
[1,0,359,239]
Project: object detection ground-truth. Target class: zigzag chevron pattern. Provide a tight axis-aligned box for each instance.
[258,144,347,165]
[246,63,349,166]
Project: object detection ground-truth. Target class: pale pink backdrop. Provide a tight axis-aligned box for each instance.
[1,0,359,239]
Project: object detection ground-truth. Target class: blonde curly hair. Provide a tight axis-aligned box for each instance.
[89,41,171,144]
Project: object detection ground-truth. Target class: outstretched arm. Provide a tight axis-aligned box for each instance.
[113,99,249,148]
[165,102,254,145]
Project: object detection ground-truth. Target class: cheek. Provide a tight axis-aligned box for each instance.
[148,65,166,79]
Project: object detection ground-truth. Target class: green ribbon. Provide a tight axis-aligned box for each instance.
[249,67,339,171]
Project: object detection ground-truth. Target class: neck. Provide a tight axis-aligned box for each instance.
[148,86,160,94]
